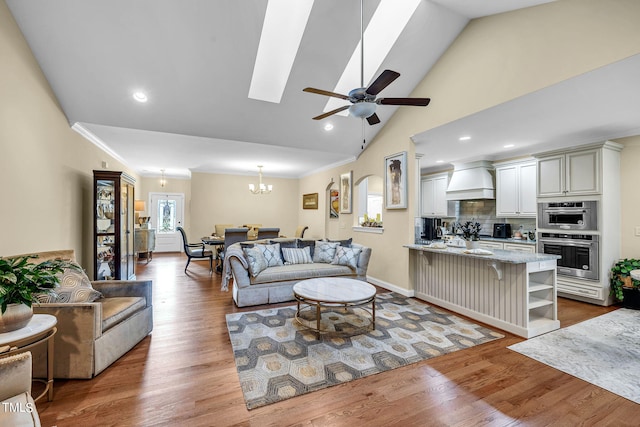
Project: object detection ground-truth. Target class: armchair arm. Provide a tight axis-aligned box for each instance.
[0,352,32,401]
[91,280,153,308]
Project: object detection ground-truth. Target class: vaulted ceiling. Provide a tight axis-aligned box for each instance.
[8,0,639,180]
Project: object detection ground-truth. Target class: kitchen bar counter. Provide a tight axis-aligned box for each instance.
[407,245,561,338]
[405,244,556,263]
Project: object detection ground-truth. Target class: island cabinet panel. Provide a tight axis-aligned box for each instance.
[408,246,560,338]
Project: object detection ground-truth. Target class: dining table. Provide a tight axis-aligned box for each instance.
[201,236,224,271]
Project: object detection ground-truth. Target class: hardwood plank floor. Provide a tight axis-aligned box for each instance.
[35,253,637,427]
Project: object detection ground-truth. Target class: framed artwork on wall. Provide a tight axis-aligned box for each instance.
[302,193,318,209]
[384,151,408,209]
[339,171,352,213]
[329,189,339,218]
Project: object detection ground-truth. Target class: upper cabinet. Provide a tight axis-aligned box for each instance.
[421,172,450,217]
[536,148,601,197]
[495,159,537,217]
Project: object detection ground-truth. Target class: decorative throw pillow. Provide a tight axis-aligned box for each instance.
[282,247,313,265]
[35,263,102,303]
[313,241,340,264]
[297,239,315,258]
[257,243,283,267]
[329,238,353,248]
[243,246,268,277]
[272,240,297,260]
[332,246,362,270]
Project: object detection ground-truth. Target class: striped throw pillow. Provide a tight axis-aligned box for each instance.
[282,247,313,265]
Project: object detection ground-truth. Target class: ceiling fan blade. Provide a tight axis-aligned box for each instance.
[312,105,350,121]
[303,87,350,101]
[366,113,381,125]
[365,69,400,96]
[377,97,431,106]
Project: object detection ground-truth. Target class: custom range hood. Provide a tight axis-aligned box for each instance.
[446,160,495,200]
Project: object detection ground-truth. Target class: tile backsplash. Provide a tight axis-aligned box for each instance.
[440,200,536,236]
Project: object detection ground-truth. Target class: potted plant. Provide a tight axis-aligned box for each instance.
[610,258,640,309]
[459,220,482,249]
[0,255,76,332]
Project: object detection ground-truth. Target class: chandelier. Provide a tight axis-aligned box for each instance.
[248,165,272,194]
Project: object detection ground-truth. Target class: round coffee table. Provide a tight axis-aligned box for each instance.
[293,278,376,333]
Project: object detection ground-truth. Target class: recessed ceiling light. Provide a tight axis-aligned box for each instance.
[133,91,148,103]
[436,160,444,163]
[459,136,471,141]
[504,144,515,148]
[324,123,334,131]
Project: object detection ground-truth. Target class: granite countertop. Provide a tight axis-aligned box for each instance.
[404,244,561,264]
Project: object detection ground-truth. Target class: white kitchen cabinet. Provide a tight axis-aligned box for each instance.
[504,242,536,253]
[536,148,600,197]
[421,172,449,217]
[495,160,536,217]
[477,241,504,250]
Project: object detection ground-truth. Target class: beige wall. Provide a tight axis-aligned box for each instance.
[616,136,640,258]
[189,172,299,241]
[0,1,138,277]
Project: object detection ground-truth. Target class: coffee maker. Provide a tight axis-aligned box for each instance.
[422,218,442,241]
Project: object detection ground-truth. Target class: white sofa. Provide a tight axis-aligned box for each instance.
[223,238,372,307]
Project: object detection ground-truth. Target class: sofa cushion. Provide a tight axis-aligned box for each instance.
[250,263,353,285]
[313,241,339,263]
[271,239,297,259]
[243,246,268,277]
[331,245,362,269]
[297,239,316,258]
[328,238,353,248]
[257,243,283,267]
[35,263,102,303]
[282,247,313,265]
[101,296,147,332]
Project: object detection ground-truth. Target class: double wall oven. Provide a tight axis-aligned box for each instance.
[537,201,599,281]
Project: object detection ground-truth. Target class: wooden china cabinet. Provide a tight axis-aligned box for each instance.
[93,170,136,280]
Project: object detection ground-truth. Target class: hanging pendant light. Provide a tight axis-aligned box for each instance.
[160,169,166,188]
[248,165,273,194]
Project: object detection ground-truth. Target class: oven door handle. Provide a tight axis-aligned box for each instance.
[539,240,596,248]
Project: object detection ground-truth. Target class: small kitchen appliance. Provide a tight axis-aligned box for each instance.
[422,218,442,241]
[493,223,512,239]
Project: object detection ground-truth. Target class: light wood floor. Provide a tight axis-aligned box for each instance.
[35,253,637,427]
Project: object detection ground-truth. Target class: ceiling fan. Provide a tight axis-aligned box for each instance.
[303,0,431,128]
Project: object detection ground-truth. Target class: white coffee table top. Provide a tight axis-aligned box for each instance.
[0,314,57,345]
[293,278,376,304]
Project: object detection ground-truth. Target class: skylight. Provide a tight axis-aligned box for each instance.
[324,0,421,115]
[248,0,314,103]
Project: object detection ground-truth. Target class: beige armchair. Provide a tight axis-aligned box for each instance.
[0,352,41,426]
[9,249,153,380]
[242,224,262,240]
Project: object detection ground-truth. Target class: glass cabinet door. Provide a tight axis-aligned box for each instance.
[96,178,116,280]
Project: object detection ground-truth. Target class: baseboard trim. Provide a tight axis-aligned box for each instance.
[366,276,414,298]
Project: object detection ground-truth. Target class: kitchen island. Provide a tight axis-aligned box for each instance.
[406,244,561,338]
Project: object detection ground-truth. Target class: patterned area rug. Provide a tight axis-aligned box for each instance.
[226,293,504,409]
[508,308,640,404]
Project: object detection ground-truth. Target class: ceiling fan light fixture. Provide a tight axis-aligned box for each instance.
[349,102,376,119]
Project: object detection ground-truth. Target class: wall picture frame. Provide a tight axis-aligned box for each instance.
[384,151,408,209]
[339,171,352,213]
[302,193,318,209]
[329,189,339,218]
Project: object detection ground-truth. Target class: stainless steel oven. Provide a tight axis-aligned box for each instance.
[538,233,599,280]
[538,201,597,231]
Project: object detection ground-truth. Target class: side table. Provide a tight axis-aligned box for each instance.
[0,314,57,402]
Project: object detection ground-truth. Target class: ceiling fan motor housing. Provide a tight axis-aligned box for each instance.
[348,88,377,118]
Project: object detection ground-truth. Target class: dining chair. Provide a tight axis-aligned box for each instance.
[218,228,250,270]
[294,226,309,239]
[257,227,280,240]
[177,226,213,273]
